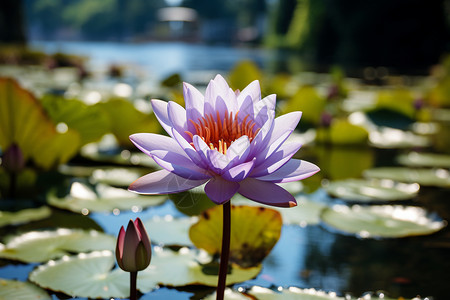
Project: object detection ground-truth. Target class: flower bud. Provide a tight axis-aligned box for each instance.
[116,218,151,272]
[1,143,25,173]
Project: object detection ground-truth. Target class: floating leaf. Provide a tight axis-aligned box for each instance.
[321,205,445,238]
[139,247,262,290]
[281,85,325,125]
[143,216,196,247]
[29,251,130,299]
[203,288,249,300]
[189,205,282,268]
[0,278,51,300]
[48,181,166,214]
[30,248,261,298]
[369,127,430,149]
[363,167,450,187]
[90,168,151,187]
[0,206,52,227]
[375,89,416,119]
[97,98,160,147]
[324,179,419,203]
[247,286,345,300]
[0,77,80,169]
[233,196,325,226]
[0,228,115,262]
[397,152,450,168]
[316,119,369,145]
[228,60,263,91]
[40,94,110,146]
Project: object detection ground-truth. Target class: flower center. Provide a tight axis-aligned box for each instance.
[185,110,259,154]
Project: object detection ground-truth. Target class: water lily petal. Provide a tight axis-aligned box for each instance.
[222,158,255,182]
[255,159,320,183]
[238,178,296,207]
[122,220,141,271]
[151,99,173,136]
[130,133,186,157]
[237,80,260,106]
[167,101,189,140]
[250,142,302,177]
[184,82,204,127]
[226,135,250,162]
[206,150,230,174]
[212,74,237,112]
[204,176,240,204]
[150,150,211,180]
[172,129,208,169]
[192,135,212,166]
[129,169,208,194]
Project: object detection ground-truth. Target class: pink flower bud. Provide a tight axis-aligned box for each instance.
[115,218,151,272]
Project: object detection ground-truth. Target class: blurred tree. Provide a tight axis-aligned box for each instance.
[0,0,27,44]
[268,0,450,73]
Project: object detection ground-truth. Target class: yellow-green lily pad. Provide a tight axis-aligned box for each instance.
[48,181,166,214]
[363,167,450,187]
[324,179,419,203]
[316,119,369,145]
[397,152,450,168]
[189,205,282,268]
[321,205,445,238]
[247,286,345,300]
[139,247,262,290]
[143,216,196,247]
[0,278,51,300]
[0,228,115,262]
[0,206,52,227]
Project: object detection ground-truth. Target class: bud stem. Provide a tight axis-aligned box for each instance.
[130,271,137,300]
[216,200,231,300]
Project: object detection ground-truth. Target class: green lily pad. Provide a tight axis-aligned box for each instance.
[189,205,282,268]
[139,247,262,290]
[30,248,261,298]
[281,85,325,125]
[90,168,151,187]
[397,152,450,168]
[233,196,326,226]
[316,120,369,145]
[29,251,130,299]
[0,78,80,169]
[228,60,263,91]
[203,288,250,300]
[321,205,445,238]
[0,228,115,262]
[0,206,52,227]
[143,216,196,247]
[0,278,51,300]
[363,167,450,187]
[369,127,430,148]
[247,286,345,300]
[324,179,419,203]
[48,181,166,214]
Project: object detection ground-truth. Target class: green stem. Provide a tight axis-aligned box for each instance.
[216,200,231,300]
[130,271,137,300]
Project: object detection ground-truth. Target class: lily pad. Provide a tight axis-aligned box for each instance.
[324,179,419,203]
[233,196,325,226]
[0,228,115,262]
[0,206,52,227]
[316,119,369,145]
[143,216,197,247]
[48,181,166,214]
[0,77,79,169]
[139,247,262,290]
[321,205,446,238]
[90,167,151,187]
[189,205,282,268]
[397,152,450,168]
[363,167,450,187]
[30,248,261,298]
[203,288,250,300]
[29,251,130,299]
[369,127,430,149]
[247,286,345,300]
[0,278,51,300]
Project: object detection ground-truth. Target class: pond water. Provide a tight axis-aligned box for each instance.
[1,41,450,300]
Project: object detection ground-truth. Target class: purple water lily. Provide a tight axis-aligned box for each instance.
[128,74,319,207]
